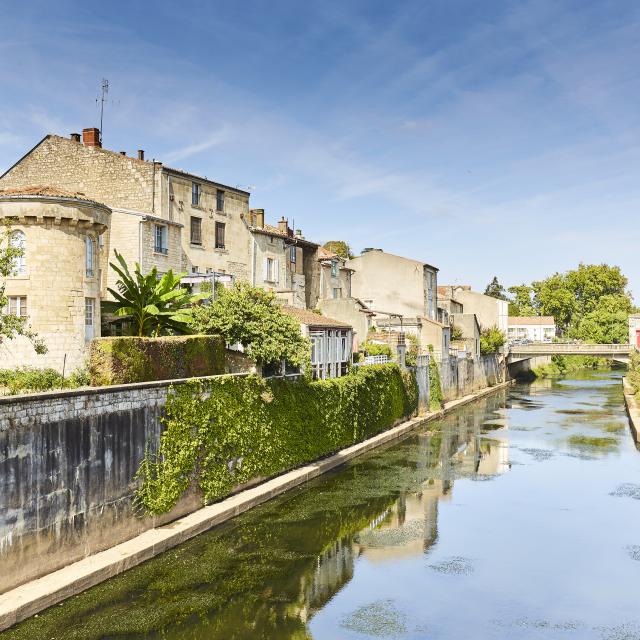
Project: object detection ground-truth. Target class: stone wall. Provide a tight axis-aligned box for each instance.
[439,354,505,401]
[0,379,226,594]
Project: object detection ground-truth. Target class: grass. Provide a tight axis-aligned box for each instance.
[0,367,90,395]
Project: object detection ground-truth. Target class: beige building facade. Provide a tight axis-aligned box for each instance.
[0,188,110,372]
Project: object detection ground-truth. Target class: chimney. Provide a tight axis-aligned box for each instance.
[70,133,81,143]
[278,216,288,234]
[82,128,101,148]
[250,208,265,228]
[295,229,303,238]
[137,150,145,160]
[119,151,126,156]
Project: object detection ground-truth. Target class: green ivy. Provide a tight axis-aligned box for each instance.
[427,345,444,410]
[135,364,418,515]
[627,351,640,399]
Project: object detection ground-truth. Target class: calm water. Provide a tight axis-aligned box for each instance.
[4,372,640,640]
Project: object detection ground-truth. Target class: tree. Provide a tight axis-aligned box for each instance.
[480,326,506,355]
[189,282,310,367]
[103,251,204,337]
[0,226,46,353]
[507,284,536,316]
[570,294,634,344]
[532,263,632,335]
[323,240,353,260]
[484,276,508,301]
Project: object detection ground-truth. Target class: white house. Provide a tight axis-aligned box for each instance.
[508,316,556,342]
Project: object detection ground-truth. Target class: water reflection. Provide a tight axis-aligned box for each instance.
[4,374,639,640]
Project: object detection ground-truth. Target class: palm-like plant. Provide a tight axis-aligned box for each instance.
[104,251,206,337]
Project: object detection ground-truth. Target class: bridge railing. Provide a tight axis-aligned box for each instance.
[509,343,631,355]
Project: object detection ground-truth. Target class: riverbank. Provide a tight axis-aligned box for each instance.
[623,377,640,444]
[0,379,512,632]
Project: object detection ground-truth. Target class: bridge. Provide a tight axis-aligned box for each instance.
[508,342,632,363]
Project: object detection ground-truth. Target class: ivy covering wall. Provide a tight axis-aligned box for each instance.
[89,335,225,386]
[135,364,418,515]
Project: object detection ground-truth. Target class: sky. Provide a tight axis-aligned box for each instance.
[1,0,639,299]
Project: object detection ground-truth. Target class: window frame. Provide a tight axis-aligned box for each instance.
[7,295,27,318]
[216,189,225,212]
[9,230,26,276]
[215,221,226,249]
[154,224,168,254]
[85,235,95,278]
[191,182,201,206]
[331,260,339,277]
[85,297,94,326]
[290,245,296,264]
[190,216,202,245]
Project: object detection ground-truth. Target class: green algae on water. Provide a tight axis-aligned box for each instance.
[567,435,618,448]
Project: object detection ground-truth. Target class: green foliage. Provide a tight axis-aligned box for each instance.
[0,367,89,395]
[89,336,225,386]
[533,355,607,378]
[135,364,418,515]
[450,325,464,341]
[362,341,393,358]
[103,250,205,337]
[427,345,443,410]
[507,284,536,316]
[484,276,508,301]
[190,282,310,368]
[628,351,640,398]
[0,226,46,354]
[322,240,353,260]
[570,294,634,344]
[479,326,506,355]
[405,333,419,367]
[531,263,631,334]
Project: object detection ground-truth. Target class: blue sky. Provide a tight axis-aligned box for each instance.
[1,1,639,299]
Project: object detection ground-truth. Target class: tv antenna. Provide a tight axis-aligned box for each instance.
[97,78,109,144]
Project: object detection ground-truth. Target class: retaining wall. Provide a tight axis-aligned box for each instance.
[439,354,505,401]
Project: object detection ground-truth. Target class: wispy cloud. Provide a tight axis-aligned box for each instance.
[162,126,232,164]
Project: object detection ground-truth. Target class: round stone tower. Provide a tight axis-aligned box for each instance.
[0,186,111,373]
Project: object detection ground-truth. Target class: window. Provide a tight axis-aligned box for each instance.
[216,189,225,212]
[9,231,26,276]
[154,225,168,254]
[192,265,199,274]
[290,246,296,263]
[191,182,201,206]
[85,298,94,326]
[7,296,27,318]
[85,236,95,277]
[331,260,339,277]
[215,222,225,249]
[190,216,202,245]
[266,257,278,282]
[332,287,341,299]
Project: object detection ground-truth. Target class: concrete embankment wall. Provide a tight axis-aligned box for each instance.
[0,379,211,594]
[438,354,506,402]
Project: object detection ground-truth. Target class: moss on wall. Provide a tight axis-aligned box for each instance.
[427,345,444,410]
[89,335,225,386]
[135,363,418,515]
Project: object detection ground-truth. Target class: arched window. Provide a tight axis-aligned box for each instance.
[10,231,26,276]
[85,236,95,278]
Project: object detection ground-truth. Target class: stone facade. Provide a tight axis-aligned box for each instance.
[0,190,110,372]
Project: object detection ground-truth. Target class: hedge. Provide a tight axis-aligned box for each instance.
[89,335,225,386]
[135,363,419,514]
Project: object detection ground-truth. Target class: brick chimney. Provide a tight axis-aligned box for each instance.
[70,133,80,143]
[137,150,145,160]
[278,216,289,235]
[82,128,101,148]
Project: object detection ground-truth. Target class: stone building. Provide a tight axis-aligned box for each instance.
[245,210,319,308]
[0,129,251,296]
[439,285,508,334]
[0,187,110,372]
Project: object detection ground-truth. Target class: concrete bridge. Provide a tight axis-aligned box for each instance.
[508,342,632,364]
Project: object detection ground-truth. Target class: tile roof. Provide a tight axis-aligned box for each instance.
[508,316,555,326]
[0,185,108,208]
[281,305,352,329]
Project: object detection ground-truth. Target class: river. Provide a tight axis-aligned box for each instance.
[3,371,640,639]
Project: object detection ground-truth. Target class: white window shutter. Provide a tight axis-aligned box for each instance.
[274,259,280,283]
[263,257,269,281]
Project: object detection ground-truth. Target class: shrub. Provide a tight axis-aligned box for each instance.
[479,326,506,355]
[628,351,640,398]
[362,341,393,358]
[0,367,89,395]
[135,363,418,515]
[89,335,225,386]
[405,333,419,367]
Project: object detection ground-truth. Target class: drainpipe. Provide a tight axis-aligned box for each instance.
[151,160,156,214]
[251,236,257,286]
